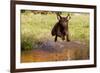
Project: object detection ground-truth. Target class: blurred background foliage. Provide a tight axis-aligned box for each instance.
[21,10,89,51]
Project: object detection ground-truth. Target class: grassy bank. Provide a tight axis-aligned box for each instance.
[21,11,89,51]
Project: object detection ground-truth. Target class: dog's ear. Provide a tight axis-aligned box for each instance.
[66,13,71,20]
[57,14,62,20]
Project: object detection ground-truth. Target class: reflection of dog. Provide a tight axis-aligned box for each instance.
[51,14,71,42]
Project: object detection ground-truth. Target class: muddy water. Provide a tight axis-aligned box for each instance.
[21,41,89,63]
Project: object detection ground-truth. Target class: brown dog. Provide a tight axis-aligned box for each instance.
[51,14,71,42]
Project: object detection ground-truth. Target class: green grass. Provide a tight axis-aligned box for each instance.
[69,14,89,42]
[21,11,89,51]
